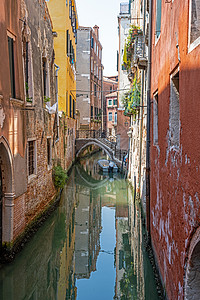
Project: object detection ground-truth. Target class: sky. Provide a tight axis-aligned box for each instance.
[76,0,125,76]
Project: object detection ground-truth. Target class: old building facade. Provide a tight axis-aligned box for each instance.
[76,26,103,131]
[20,0,59,229]
[123,0,149,216]
[106,92,118,140]
[102,76,118,136]
[117,3,131,151]
[0,0,26,247]
[46,0,78,170]
[0,0,69,254]
[149,0,200,298]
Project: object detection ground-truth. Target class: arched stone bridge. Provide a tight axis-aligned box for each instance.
[75,130,128,167]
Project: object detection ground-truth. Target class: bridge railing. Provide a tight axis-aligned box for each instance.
[76,129,128,162]
[76,129,102,139]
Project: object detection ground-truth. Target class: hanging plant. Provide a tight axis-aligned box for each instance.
[122,74,141,118]
[122,25,143,72]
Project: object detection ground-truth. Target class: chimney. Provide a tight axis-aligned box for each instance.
[93,25,99,40]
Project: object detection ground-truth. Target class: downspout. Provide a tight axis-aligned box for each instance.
[138,0,146,194]
[146,0,153,237]
[55,63,60,143]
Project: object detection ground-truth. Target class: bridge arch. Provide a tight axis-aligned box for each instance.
[76,140,113,159]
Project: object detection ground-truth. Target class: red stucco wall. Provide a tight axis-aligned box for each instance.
[150,1,200,299]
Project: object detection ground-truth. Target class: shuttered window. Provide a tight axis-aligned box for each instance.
[156,0,162,39]
[73,99,75,119]
[66,30,69,56]
[8,36,16,98]
[69,95,72,118]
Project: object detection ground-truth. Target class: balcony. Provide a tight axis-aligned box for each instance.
[122,26,147,75]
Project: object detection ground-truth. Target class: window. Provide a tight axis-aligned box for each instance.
[73,99,75,119]
[117,51,119,72]
[28,140,36,176]
[110,86,112,92]
[153,93,158,145]
[109,112,112,121]
[69,1,72,18]
[8,36,16,98]
[190,0,200,45]
[113,99,117,106]
[95,107,98,119]
[94,84,97,96]
[91,106,93,118]
[42,58,47,97]
[66,30,69,56]
[91,37,94,48]
[169,71,180,147]
[114,112,117,124]
[108,99,112,106]
[47,138,52,166]
[66,0,68,5]
[23,40,34,104]
[156,0,162,39]
[66,92,68,115]
[69,95,72,118]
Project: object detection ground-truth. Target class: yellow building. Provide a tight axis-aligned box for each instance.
[47,0,78,115]
[47,0,78,169]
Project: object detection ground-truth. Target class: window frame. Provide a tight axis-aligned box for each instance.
[27,138,37,180]
[108,112,113,122]
[108,99,112,106]
[188,0,200,52]
[169,68,180,148]
[47,137,52,169]
[8,35,16,99]
[114,112,117,124]
[155,0,162,43]
[153,92,158,145]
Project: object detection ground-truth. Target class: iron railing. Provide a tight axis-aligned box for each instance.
[76,129,128,162]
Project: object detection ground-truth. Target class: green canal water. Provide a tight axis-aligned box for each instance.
[0,154,160,300]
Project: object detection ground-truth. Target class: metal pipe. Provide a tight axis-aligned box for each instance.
[138,0,146,194]
[55,63,60,143]
[146,0,153,236]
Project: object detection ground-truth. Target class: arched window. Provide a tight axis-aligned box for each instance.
[185,229,200,299]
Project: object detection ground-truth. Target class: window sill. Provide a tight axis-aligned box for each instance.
[188,37,200,54]
[10,98,24,106]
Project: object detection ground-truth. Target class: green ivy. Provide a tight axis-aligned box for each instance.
[122,25,143,72]
[53,165,68,189]
[122,75,141,118]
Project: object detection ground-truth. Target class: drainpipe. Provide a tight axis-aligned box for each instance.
[55,63,60,143]
[138,0,146,196]
[146,0,153,237]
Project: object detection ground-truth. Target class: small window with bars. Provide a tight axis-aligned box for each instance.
[28,140,36,176]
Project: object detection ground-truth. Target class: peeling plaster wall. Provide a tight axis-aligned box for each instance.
[150,1,200,299]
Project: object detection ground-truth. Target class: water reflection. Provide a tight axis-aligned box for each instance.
[0,154,159,300]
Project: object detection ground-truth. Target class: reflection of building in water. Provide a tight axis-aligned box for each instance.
[57,173,77,300]
[114,180,129,300]
[75,185,101,279]
[128,188,145,300]
[0,173,77,300]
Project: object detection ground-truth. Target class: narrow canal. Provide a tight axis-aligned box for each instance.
[0,153,160,300]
